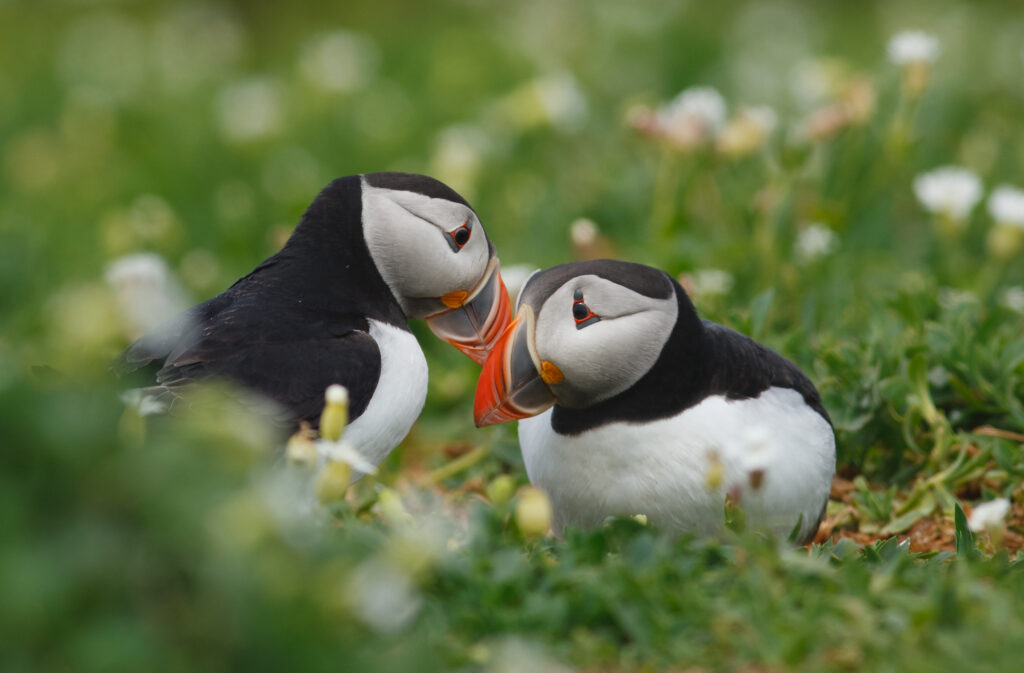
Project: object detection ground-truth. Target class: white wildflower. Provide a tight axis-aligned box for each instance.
[657,87,727,146]
[346,560,422,634]
[312,429,378,504]
[967,498,1011,533]
[104,253,189,338]
[660,86,728,132]
[495,71,587,132]
[569,217,611,260]
[570,218,598,248]
[988,185,1024,228]
[689,269,734,296]
[998,286,1024,313]
[796,223,839,262]
[486,638,574,673]
[298,30,379,93]
[887,30,941,65]
[318,441,377,476]
[216,77,283,143]
[913,166,983,221]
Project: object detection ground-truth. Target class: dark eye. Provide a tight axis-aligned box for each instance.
[572,290,600,329]
[445,220,472,252]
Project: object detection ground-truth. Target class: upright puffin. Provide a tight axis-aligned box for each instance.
[117,172,511,472]
[474,260,834,543]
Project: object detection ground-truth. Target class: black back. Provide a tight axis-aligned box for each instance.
[364,172,472,208]
[550,275,831,436]
[518,259,673,310]
[115,176,406,428]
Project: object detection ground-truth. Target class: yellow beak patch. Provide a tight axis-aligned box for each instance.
[540,360,564,385]
[441,290,468,309]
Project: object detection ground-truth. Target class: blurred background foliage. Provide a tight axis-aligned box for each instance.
[2,0,1024,671]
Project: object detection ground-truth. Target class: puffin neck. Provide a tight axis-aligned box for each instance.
[256,176,408,328]
[550,280,711,436]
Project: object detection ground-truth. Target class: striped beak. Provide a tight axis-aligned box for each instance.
[425,258,512,365]
[473,305,559,427]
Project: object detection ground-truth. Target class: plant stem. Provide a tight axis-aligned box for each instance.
[426,445,490,485]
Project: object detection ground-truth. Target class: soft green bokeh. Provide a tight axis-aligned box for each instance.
[2,1,1023,671]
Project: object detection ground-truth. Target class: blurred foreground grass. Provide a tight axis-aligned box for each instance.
[3,1,1024,671]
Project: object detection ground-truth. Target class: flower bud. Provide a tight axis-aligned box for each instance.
[320,384,349,442]
[286,426,318,466]
[986,225,1023,261]
[705,451,724,490]
[486,474,516,508]
[515,487,552,537]
[314,460,351,504]
[377,487,414,527]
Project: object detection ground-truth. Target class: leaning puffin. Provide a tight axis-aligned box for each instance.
[117,172,511,473]
[474,260,835,543]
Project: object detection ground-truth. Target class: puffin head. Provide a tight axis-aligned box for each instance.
[360,172,511,365]
[474,259,681,426]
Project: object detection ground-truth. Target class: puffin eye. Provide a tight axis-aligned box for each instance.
[445,220,472,252]
[571,291,600,329]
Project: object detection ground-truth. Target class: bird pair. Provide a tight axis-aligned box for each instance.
[118,173,835,543]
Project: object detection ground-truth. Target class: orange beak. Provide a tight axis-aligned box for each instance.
[425,258,512,365]
[473,307,558,427]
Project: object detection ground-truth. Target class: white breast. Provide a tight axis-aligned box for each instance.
[518,387,835,541]
[343,320,428,477]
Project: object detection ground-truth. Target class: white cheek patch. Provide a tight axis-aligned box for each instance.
[361,182,490,304]
[535,276,677,404]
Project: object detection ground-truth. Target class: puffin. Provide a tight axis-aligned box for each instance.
[117,172,512,472]
[473,260,835,543]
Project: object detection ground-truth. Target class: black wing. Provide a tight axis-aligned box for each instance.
[702,320,831,425]
[115,292,382,427]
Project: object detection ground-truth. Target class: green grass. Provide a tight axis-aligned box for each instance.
[2,1,1024,671]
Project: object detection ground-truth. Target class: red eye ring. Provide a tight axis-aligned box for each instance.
[572,291,600,329]
[446,220,472,251]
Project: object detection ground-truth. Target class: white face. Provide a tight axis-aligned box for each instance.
[361,180,491,318]
[534,274,678,407]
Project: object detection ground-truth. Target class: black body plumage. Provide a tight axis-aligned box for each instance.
[550,273,830,436]
[116,174,427,427]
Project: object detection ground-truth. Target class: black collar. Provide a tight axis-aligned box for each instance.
[551,279,830,435]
